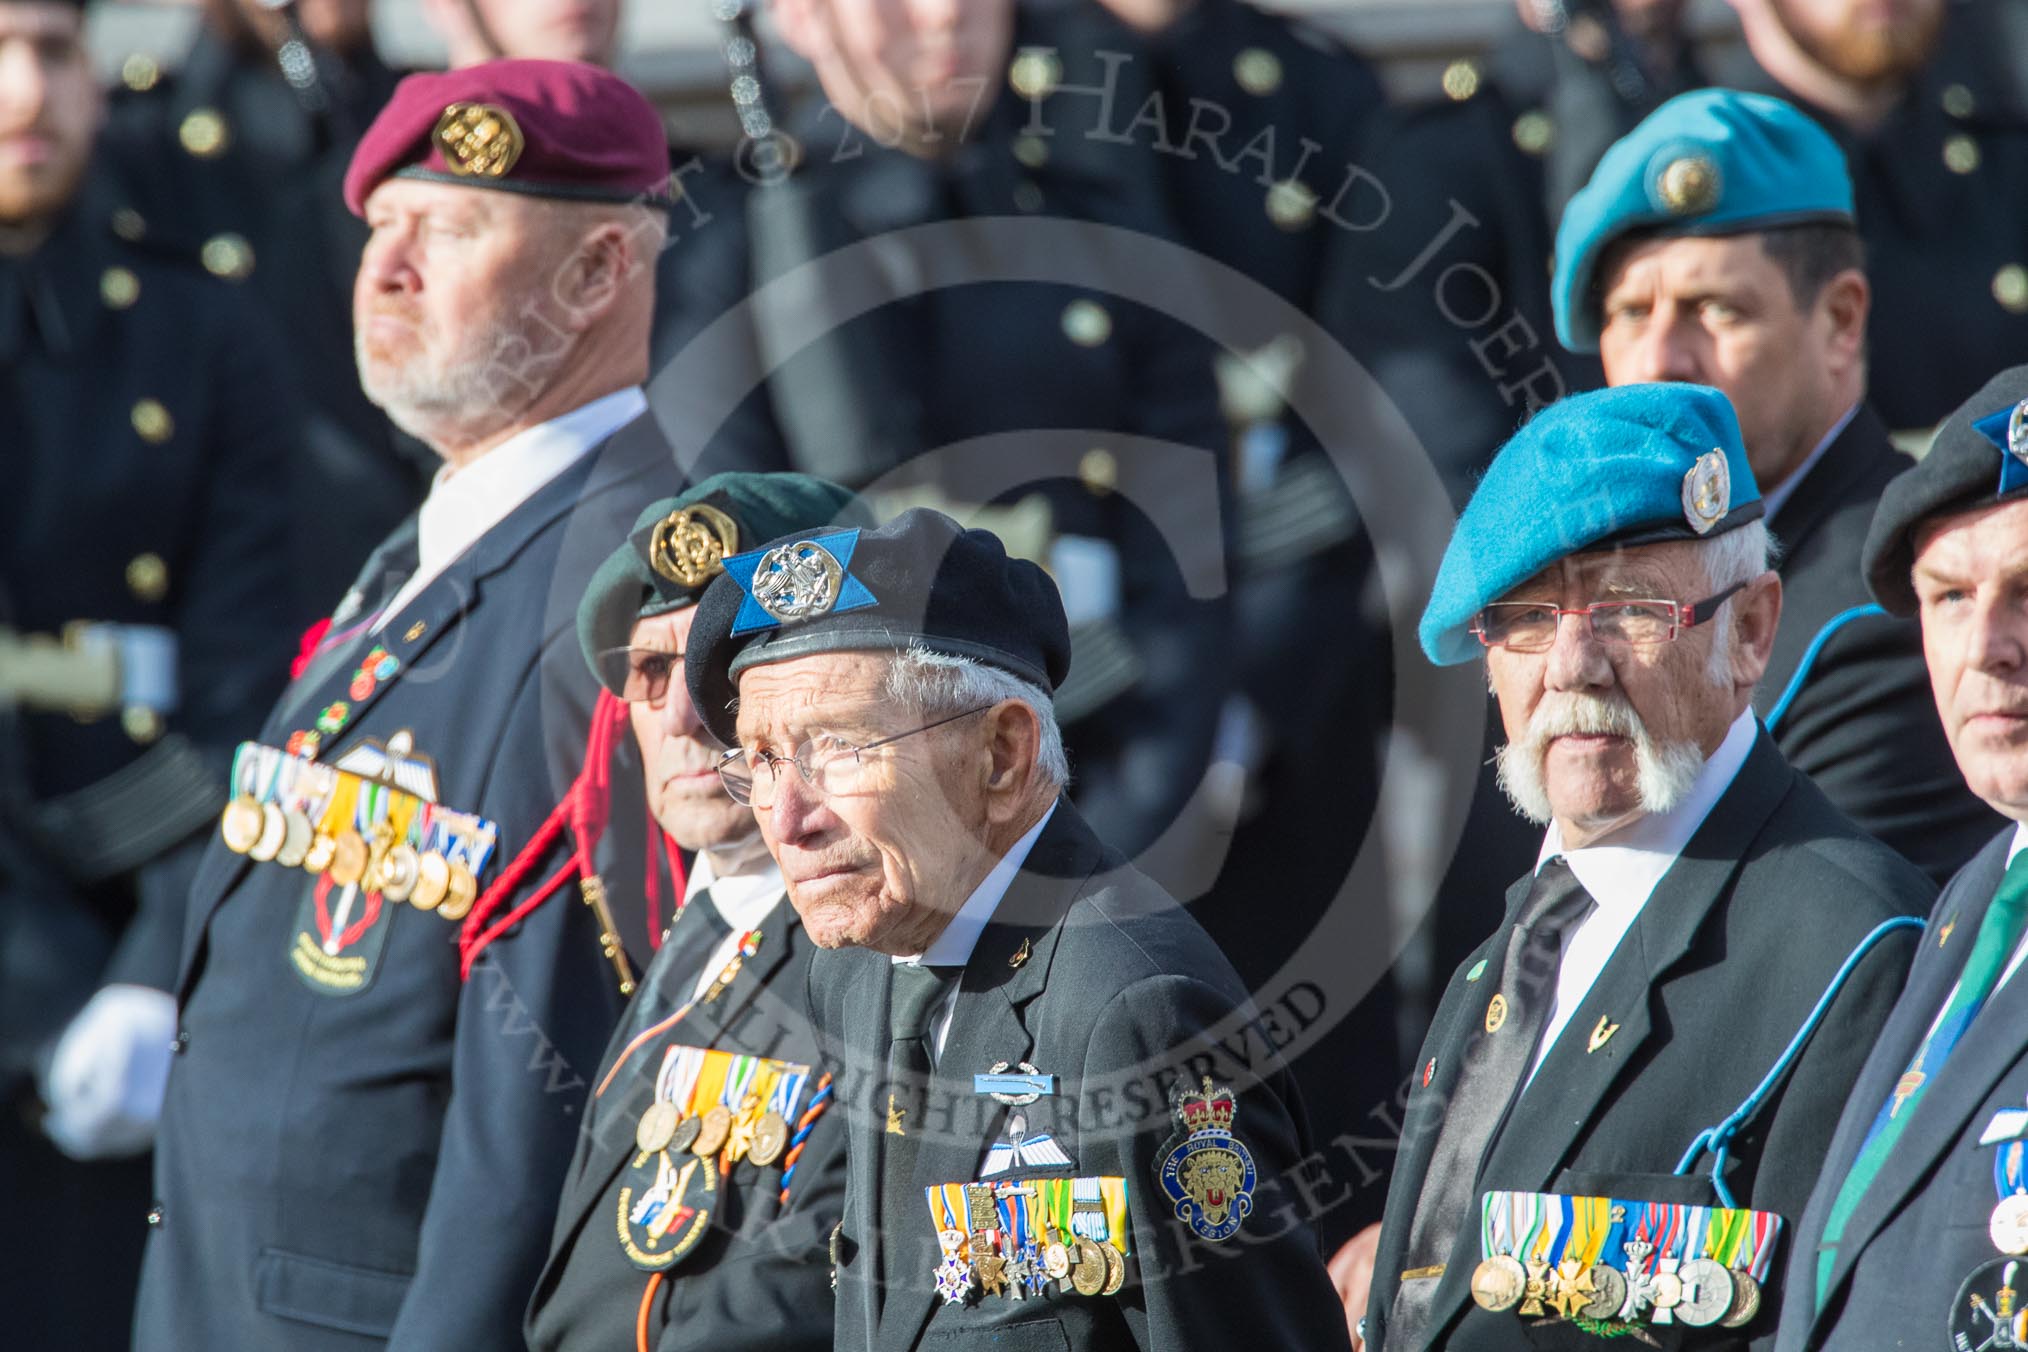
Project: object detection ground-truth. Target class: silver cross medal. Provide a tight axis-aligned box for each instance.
[1618,1241,1659,1321]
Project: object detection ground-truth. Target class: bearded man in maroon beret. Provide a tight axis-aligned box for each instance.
[134,60,685,1351]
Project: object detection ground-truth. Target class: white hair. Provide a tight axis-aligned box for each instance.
[884,646,1070,789]
[1696,520,1777,686]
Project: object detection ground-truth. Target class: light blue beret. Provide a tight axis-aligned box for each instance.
[1553,88,1856,353]
[1419,383,1763,666]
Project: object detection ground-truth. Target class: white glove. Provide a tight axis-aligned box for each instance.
[40,984,178,1161]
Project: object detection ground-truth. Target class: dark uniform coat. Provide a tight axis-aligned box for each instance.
[1363,731,1930,1351]
[813,804,1351,1352]
[1773,828,2028,1351]
[527,889,847,1352]
[101,28,424,623]
[0,171,295,1352]
[1754,405,2001,883]
[134,413,676,1350]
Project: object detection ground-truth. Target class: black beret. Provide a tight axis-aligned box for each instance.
[575,472,858,695]
[683,507,1073,748]
[1864,364,2028,615]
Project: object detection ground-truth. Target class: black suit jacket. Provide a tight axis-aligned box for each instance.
[1773,827,2028,1351]
[1754,405,2000,883]
[527,890,847,1352]
[812,803,1350,1352]
[133,414,676,1350]
[1365,731,1930,1351]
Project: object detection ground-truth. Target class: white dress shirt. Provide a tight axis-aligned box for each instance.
[1902,822,2028,1049]
[1526,710,1759,1079]
[895,801,1058,1065]
[375,387,648,630]
[683,846,788,1004]
[1760,402,1859,524]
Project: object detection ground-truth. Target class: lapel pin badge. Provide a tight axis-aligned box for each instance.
[1587,1016,1619,1054]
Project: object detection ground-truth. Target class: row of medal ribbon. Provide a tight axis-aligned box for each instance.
[1470,1190,1783,1330]
[217,741,498,921]
[634,1044,816,1172]
[925,1176,1132,1304]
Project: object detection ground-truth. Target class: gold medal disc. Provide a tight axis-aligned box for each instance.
[329,830,369,885]
[1042,1241,1072,1283]
[748,1110,790,1167]
[1099,1241,1126,1295]
[1993,1193,2028,1255]
[302,832,337,874]
[692,1104,733,1158]
[1070,1238,1106,1296]
[220,795,264,853]
[248,803,288,862]
[1719,1271,1761,1328]
[439,862,478,921]
[411,852,450,911]
[637,1102,680,1155]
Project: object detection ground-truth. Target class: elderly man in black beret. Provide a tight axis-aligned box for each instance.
[1777,365,2028,1352]
[681,508,1350,1351]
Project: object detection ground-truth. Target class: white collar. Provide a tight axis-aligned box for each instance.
[1536,709,1759,908]
[376,388,646,631]
[1761,401,1859,523]
[685,844,785,935]
[2005,822,2028,868]
[897,800,1058,969]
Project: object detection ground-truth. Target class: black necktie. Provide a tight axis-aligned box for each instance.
[876,962,955,1333]
[652,886,737,1011]
[1390,858,1594,1346]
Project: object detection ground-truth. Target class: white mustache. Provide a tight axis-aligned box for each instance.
[1525,692,1644,745]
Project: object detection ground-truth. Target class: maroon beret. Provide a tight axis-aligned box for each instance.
[343,60,671,216]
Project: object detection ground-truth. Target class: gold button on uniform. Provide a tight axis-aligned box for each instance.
[123,707,165,745]
[1079,447,1119,495]
[121,53,160,93]
[1944,134,1981,175]
[1512,111,1555,157]
[179,108,229,159]
[111,207,147,242]
[1442,59,1481,102]
[132,399,173,444]
[1942,83,1976,119]
[1996,265,2028,315]
[404,620,427,642]
[1013,135,1049,170]
[127,552,170,603]
[201,233,255,281]
[1061,299,1112,347]
[1008,50,1062,102]
[1265,179,1318,230]
[100,267,140,310]
[1234,48,1282,97]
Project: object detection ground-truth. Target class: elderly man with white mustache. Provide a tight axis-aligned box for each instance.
[1346,382,1931,1352]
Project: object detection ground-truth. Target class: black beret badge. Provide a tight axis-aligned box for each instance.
[1976,398,2028,496]
[724,529,879,635]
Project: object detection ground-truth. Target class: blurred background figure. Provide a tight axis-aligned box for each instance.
[97,0,422,625]
[1721,0,2028,433]
[0,0,293,1346]
[420,0,621,66]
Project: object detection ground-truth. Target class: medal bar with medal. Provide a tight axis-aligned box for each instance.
[926,1184,976,1305]
[1471,1192,1528,1313]
[1037,1178,1075,1288]
[1674,1202,1736,1327]
[722,1060,778,1169]
[1575,1197,1628,1323]
[995,1185,1035,1300]
[439,824,478,922]
[639,1044,708,1155]
[1730,1207,1780,1327]
[1648,1202,1689,1325]
[1068,1176,1114,1296]
[687,1052,735,1158]
[277,756,333,868]
[220,743,266,854]
[372,792,422,903]
[1098,1177,1130,1295]
[303,770,355,875]
[410,807,451,911]
[1542,1194,1600,1320]
[246,751,288,862]
[704,1055,758,1164]
[748,1061,808,1169]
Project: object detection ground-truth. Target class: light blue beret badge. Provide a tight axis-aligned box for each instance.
[1155,1078,1256,1243]
[1973,399,2028,496]
[724,528,878,635]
